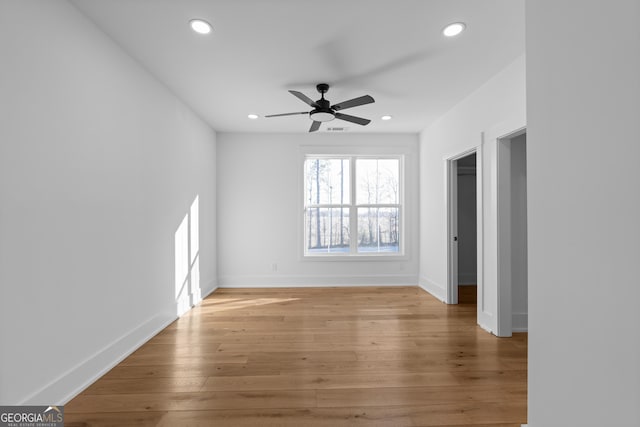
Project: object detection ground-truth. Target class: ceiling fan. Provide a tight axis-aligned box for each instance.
[265,83,374,132]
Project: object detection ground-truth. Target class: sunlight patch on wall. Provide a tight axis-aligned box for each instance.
[190,196,201,305]
[174,195,201,317]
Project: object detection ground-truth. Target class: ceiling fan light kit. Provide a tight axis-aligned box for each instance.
[309,111,335,122]
[265,83,374,132]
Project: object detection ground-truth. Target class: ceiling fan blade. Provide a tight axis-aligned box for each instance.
[332,95,375,111]
[309,121,321,132]
[265,112,309,118]
[289,90,319,108]
[334,112,371,126]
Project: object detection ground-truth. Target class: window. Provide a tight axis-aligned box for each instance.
[303,156,402,256]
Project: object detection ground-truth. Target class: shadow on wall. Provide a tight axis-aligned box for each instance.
[175,195,201,316]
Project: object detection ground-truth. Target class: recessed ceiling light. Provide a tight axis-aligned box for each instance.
[247,114,259,120]
[190,19,212,35]
[443,22,466,37]
[381,115,393,121]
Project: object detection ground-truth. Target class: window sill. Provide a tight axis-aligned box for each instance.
[301,253,408,262]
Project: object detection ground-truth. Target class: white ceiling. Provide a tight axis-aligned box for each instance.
[70,0,524,134]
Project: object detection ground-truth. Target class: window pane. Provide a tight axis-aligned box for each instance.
[304,158,350,206]
[305,207,350,253]
[357,207,399,253]
[356,158,399,205]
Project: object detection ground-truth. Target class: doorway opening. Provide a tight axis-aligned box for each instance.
[446,147,482,307]
[456,153,478,304]
[497,130,528,336]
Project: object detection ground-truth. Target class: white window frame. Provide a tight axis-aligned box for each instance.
[302,153,405,258]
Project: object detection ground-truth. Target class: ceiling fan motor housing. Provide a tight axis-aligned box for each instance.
[316,83,330,94]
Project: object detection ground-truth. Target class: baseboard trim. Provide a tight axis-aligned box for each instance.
[218,274,418,288]
[201,279,218,299]
[202,286,218,299]
[220,282,415,288]
[512,312,528,332]
[418,275,446,302]
[20,312,176,405]
[457,273,477,285]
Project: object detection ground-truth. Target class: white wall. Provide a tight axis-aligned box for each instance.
[509,134,527,331]
[526,1,640,426]
[419,55,526,333]
[217,133,419,287]
[0,1,217,405]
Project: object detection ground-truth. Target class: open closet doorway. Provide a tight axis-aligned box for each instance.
[456,154,478,304]
[447,148,482,307]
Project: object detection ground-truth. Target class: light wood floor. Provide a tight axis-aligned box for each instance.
[65,286,527,426]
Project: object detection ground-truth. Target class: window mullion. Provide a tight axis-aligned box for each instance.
[350,156,357,254]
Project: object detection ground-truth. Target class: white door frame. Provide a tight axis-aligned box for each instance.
[496,127,526,337]
[445,145,483,310]
[446,156,459,305]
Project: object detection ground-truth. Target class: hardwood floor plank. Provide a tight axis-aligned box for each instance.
[212,332,317,344]
[450,369,527,386]
[260,357,517,375]
[220,340,414,352]
[245,350,358,363]
[316,384,524,408]
[64,411,169,427]
[81,377,207,395]
[66,390,318,413]
[157,407,415,427]
[101,363,281,379]
[201,372,460,392]
[128,342,223,355]
[409,401,527,426]
[118,352,248,366]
